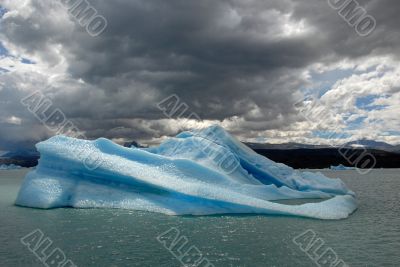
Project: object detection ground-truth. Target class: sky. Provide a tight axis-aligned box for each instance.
[0,0,399,150]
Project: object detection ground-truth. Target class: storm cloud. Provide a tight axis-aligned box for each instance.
[0,0,399,149]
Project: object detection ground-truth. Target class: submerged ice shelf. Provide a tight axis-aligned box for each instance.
[15,125,357,219]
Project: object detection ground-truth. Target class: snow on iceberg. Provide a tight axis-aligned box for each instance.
[0,164,22,170]
[15,125,357,219]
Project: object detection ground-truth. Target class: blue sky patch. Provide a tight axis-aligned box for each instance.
[0,8,9,56]
[0,7,7,18]
[0,67,10,73]
[308,69,354,97]
[21,58,35,64]
[383,130,400,136]
[312,130,351,140]
[345,116,367,130]
[356,95,388,111]
[0,42,8,56]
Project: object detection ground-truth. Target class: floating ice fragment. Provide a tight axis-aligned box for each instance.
[330,164,355,170]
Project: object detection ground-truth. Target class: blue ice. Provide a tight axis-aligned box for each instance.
[330,164,355,170]
[15,125,357,219]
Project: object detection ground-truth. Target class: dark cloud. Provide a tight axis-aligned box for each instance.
[0,0,399,148]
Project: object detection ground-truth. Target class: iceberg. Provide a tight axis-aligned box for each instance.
[330,164,355,171]
[15,125,357,219]
[0,164,22,170]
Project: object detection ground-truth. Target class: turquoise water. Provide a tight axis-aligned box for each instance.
[0,169,399,266]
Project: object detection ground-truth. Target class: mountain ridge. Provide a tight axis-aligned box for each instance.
[245,139,400,153]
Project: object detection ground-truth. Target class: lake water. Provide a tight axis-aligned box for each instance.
[0,169,399,266]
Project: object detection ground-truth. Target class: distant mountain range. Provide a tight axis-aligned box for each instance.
[0,148,40,168]
[245,139,400,153]
[245,139,400,169]
[2,149,40,159]
[245,142,330,150]
[252,148,400,169]
[123,141,147,148]
[344,140,400,152]
[1,139,399,169]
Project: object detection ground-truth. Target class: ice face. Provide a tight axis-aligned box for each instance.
[15,125,357,219]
